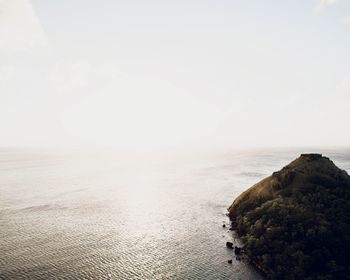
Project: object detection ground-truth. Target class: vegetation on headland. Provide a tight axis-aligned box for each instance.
[228,154,350,280]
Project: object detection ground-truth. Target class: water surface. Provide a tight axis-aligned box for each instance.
[1,148,349,279]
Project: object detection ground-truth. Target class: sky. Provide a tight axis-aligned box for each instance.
[0,0,350,150]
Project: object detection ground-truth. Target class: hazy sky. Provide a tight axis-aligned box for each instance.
[1,0,350,149]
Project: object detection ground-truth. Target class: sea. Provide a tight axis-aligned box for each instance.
[1,148,350,280]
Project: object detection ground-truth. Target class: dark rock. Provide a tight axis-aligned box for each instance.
[226,241,234,249]
[228,259,232,264]
[234,246,242,255]
[222,224,226,228]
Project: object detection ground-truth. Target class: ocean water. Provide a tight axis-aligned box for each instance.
[1,148,349,280]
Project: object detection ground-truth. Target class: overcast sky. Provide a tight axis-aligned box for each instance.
[0,0,350,150]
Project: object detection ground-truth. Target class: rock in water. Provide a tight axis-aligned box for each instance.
[234,246,242,255]
[228,154,350,280]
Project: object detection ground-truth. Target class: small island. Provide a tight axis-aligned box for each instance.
[228,154,350,279]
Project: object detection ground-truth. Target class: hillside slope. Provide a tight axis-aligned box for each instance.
[228,154,350,280]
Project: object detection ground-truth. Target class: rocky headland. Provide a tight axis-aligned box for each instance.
[228,154,350,279]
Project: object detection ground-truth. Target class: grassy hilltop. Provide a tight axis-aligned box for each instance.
[228,154,350,280]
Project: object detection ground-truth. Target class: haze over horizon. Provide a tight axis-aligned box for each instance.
[1,0,350,150]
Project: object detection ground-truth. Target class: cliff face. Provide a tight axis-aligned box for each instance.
[228,154,350,279]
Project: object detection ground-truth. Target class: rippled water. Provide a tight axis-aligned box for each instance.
[1,148,349,279]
